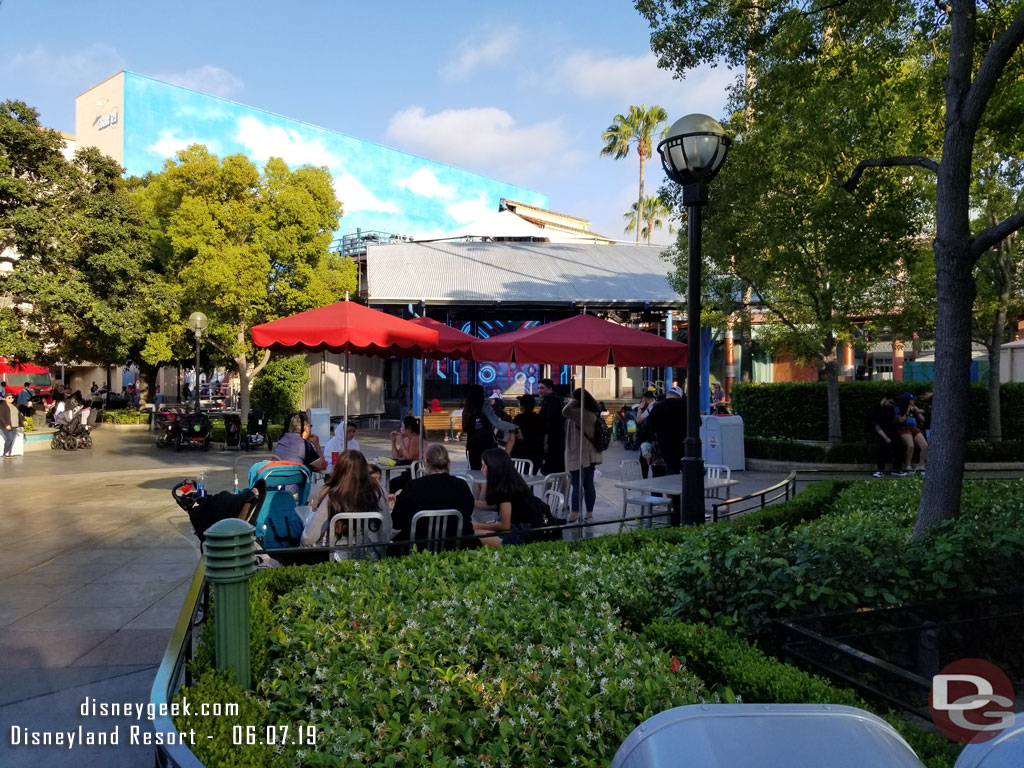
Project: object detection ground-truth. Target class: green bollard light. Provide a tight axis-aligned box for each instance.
[204,517,257,689]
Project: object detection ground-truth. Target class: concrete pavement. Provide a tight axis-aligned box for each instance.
[0,421,791,766]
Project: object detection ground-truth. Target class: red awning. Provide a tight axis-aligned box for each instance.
[471,314,687,367]
[251,301,438,357]
[408,317,477,359]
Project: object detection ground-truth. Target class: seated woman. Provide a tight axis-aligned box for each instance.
[388,415,421,493]
[302,450,391,559]
[472,447,535,547]
[390,443,476,550]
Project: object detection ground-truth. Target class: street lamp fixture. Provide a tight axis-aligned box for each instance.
[657,113,730,525]
[187,311,209,413]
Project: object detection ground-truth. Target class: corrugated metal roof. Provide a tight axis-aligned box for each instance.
[366,241,684,308]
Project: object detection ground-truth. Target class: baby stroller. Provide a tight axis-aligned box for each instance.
[51,403,95,450]
[172,477,267,546]
[175,411,212,451]
[617,405,639,450]
[244,410,271,451]
[245,460,323,565]
[154,405,188,448]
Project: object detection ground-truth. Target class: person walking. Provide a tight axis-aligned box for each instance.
[537,378,566,474]
[635,390,656,478]
[1,391,24,458]
[562,388,603,521]
[645,385,687,525]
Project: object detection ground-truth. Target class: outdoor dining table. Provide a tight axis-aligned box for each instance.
[613,474,738,497]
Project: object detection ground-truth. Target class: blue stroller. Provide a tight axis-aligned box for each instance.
[246,460,312,551]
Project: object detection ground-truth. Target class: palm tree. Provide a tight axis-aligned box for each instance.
[623,195,674,244]
[601,105,669,243]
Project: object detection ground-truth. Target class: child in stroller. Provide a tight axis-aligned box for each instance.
[51,399,96,450]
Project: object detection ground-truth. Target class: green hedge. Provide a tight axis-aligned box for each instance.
[642,621,961,768]
[745,435,1024,463]
[99,408,148,424]
[731,381,1024,441]
[177,479,1024,767]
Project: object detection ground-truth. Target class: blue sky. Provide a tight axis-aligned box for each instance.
[0,0,732,245]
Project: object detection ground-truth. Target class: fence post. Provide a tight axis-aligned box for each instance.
[204,518,257,689]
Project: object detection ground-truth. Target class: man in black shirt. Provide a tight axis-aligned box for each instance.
[511,394,545,474]
[865,391,903,477]
[390,444,477,550]
[537,378,566,474]
[645,385,687,525]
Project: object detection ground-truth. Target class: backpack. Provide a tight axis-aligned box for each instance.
[523,494,565,543]
[589,414,613,452]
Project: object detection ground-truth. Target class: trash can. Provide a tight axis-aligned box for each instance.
[612,704,925,768]
[700,414,745,471]
[223,413,242,449]
[954,718,1024,768]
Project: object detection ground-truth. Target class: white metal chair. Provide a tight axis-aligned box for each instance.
[408,508,463,554]
[543,489,567,519]
[510,457,534,476]
[619,459,672,531]
[328,511,389,561]
[453,472,475,492]
[543,471,570,499]
[411,461,426,479]
[704,464,732,499]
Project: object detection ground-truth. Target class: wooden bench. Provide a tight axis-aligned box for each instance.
[420,411,453,439]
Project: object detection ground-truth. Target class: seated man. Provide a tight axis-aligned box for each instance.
[274,412,327,473]
[390,443,476,550]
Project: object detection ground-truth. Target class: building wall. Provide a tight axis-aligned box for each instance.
[75,72,547,240]
[772,352,818,382]
[75,72,125,166]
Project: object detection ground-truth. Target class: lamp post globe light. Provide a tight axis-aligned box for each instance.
[657,114,731,525]
[187,311,209,412]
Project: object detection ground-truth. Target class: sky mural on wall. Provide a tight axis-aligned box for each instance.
[121,73,548,239]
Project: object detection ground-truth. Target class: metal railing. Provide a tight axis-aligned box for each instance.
[709,471,798,522]
[151,560,208,768]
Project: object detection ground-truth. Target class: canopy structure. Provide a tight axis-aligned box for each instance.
[251,301,438,356]
[471,313,687,367]
[408,316,477,360]
[252,300,440,431]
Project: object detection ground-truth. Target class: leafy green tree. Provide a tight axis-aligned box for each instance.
[134,145,354,417]
[638,0,1024,533]
[249,355,309,423]
[971,151,1024,442]
[2,102,155,376]
[601,105,669,244]
[624,194,674,244]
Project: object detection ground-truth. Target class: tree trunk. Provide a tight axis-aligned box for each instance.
[233,324,271,421]
[822,335,842,442]
[985,240,1012,442]
[137,362,159,408]
[636,152,646,245]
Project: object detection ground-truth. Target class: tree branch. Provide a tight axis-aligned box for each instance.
[971,210,1024,259]
[732,267,805,337]
[963,6,1024,131]
[842,156,939,191]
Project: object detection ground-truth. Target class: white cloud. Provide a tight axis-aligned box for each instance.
[441,28,519,80]
[558,50,735,115]
[394,168,455,199]
[385,106,573,181]
[445,195,493,224]
[10,44,125,86]
[333,174,400,214]
[234,116,340,168]
[147,130,213,159]
[155,65,244,99]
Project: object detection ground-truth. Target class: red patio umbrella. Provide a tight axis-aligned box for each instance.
[472,314,687,521]
[408,316,477,360]
[252,300,439,431]
[471,313,687,367]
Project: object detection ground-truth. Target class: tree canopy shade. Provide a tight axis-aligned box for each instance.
[602,105,669,244]
[133,145,354,418]
[638,0,1024,533]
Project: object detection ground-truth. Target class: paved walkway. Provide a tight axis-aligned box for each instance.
[0,422,790,766]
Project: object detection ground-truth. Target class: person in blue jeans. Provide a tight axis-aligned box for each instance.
[562,388,604,521]
[1,392,24,458]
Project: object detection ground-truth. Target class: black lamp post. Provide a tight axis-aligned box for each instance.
[656,114,731,525]
[187,311,208,413]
